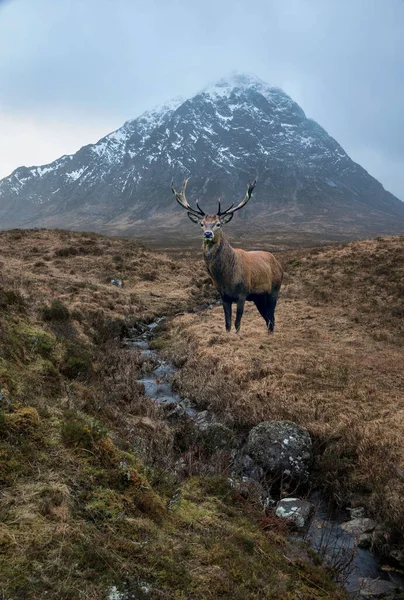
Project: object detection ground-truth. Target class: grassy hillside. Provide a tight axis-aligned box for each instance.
[155,236,404,555]
[0,229,348,600]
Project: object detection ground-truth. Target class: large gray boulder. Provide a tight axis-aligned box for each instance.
[245,421,313,482]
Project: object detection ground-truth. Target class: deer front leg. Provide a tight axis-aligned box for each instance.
[222,299,232,332]
[235,298,246,333]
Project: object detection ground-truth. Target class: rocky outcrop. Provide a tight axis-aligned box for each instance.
[244,420,313,483]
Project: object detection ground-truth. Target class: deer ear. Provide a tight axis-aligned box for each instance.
[221,213,234,224]
[187,212,200,224]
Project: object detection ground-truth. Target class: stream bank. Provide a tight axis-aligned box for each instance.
[125,317,404,599]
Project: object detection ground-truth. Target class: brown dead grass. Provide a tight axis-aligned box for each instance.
[0,228,206,324]
[0,228,349,599]
[157,236,404,541]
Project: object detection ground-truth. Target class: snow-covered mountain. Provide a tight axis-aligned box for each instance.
[1,73,403,238]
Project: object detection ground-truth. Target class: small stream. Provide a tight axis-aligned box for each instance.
[305,492,404,597]
[124,318,404,599]
[125,317,198,419]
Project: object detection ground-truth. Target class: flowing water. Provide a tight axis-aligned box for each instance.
[305,492,404,597]
[125,318,404,599]
[125,318,198,418]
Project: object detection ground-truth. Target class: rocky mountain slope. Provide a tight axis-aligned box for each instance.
[1,73,403,238]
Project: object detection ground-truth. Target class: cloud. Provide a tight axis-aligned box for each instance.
[0,111,118,177]
[0,0,403,199]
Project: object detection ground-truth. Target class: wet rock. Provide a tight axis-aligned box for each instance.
[106,580,153,599]
[194,410,211,428]
[358,578,399,598]
[147,316,167,330]
[275,498,314,529]
[389,547,404,569]
[262,495,277,510]
[0,388,11,409]
[341,518,377,536]
[228,476,266,504]
[197,422,236,453]
[166,404,193,424]
[110,278,123,288]
[236,453,265,482]
[245,421,313,482]
[349,506,366,519]
[358,532,373,549]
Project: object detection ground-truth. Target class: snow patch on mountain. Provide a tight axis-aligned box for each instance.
[0,73,402,235]
[66,167,86,181]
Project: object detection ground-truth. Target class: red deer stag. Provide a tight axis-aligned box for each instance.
[171,178,283,333]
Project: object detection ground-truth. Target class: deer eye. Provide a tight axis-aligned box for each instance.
[200,223,204,227]
[215,222,221,228]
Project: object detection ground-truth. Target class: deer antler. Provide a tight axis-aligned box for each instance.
[218,180,256,217]
[171,178,205,217]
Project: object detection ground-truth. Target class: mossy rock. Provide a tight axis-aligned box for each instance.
[4,407,40,434]
[245,420,313,483]
[197,422,237,454]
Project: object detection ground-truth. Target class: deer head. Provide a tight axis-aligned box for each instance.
[171,178,256,243]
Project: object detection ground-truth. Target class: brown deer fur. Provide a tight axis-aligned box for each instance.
[171,179,283,333]
[201,216,283,332]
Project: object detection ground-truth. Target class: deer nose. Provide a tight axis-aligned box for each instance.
[204,231,213,239]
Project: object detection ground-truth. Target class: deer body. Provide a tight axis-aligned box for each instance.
[171,179,283,332]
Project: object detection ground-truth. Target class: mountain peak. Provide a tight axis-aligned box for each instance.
[216,72,268,88]
[0,74,403,236]
[199,72,294,111]
[201,71,272,96]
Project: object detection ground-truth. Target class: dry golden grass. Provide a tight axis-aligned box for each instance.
[0,228,348,599]
[157,236,404,543]
[0,228,206,322]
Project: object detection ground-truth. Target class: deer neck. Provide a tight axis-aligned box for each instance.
[203,233,236,288]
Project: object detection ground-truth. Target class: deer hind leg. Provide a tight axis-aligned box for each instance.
[267,293,278,333]
[252,294,271,330]
[267,287,281,333]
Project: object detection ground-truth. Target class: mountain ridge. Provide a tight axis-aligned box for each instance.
[1,73,403,238]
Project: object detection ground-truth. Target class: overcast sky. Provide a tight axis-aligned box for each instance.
[0,0,403,199]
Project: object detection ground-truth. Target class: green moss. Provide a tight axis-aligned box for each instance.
[61,355,92,379]
[0,446,29,483]
[61,342,93,379]
[4,406,40,433]
[42,299,70,322]
[0,287,26,312]
[61,416,108,451]
[16,323,57,359]
[85,488,125,521]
